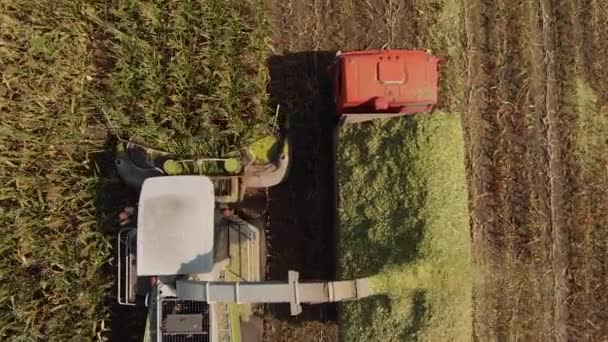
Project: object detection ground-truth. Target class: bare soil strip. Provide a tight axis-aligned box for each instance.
[264,0,608,340]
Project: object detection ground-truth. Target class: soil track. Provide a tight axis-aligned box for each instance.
[465,0,608,340]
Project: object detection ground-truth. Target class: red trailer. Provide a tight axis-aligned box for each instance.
[331,49,442,124]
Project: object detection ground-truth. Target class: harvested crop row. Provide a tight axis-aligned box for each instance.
[566,0,608,339]
[465,0,608,340]
[98,0,272,155]
[465,0,561,338]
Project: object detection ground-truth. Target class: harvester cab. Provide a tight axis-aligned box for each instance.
[117,176,376,342]
[331,49,442,124]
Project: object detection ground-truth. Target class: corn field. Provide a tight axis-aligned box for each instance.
[0,0,271,339]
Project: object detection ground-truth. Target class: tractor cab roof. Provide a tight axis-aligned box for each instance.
[137,176,215,276]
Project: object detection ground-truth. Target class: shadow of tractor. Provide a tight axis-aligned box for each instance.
[265,51,339,321]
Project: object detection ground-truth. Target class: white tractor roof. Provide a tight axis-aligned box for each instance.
[137,176,215,276]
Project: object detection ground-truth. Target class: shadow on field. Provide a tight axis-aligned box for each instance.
[93,136,147,342]
[405,290,428,338]
[265,51,339,321]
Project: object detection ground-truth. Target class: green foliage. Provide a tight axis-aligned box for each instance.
[335,0,472,339]
[0,0,271,340]
[96,0,273,155]
[0,1,113,339]
[338,113,472,341]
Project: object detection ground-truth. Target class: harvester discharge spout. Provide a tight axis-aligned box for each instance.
[176,271,375,316]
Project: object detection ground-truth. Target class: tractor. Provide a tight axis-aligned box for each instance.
[113,49,441,342]
[331,49,441,124]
